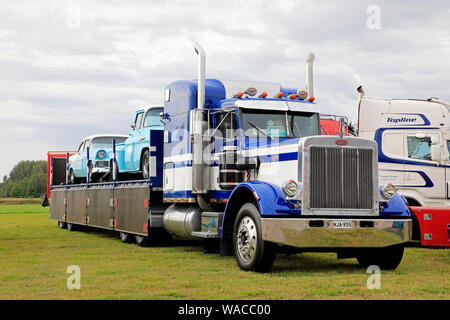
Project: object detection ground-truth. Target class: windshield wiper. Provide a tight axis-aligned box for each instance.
[248,122,274,140]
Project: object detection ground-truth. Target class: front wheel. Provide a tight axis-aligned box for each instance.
[233,203,276,273]
[356,246,405,270]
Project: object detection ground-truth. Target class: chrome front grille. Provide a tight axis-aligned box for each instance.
[309,147,373,209]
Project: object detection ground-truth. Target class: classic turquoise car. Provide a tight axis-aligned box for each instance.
[111,106,164,180]
[68,134,128,184]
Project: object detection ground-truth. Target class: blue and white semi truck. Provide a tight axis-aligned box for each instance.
[49,45,412,272]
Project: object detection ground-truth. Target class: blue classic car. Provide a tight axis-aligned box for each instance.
[68,134,128,184]
[111,106,164,180]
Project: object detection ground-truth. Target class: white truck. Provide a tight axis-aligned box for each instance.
[357,87,450,207]
[357,87,450,246]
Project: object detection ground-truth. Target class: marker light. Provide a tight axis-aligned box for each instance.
[381,183,397,199]
[282,180,298,197]
[245,87,257,96]
[236,92,243,98]
[297,90,308,100]
[309,96,315,102]
[261,91,268,98]
[290,94,296,99]
[275,92,284,98]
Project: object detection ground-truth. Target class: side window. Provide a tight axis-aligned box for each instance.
[144,108,163,127]
[216,112,238,139]
[135,113,144,130]
[407,136,432,160]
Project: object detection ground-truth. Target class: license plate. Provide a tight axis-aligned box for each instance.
[333,221,353,229]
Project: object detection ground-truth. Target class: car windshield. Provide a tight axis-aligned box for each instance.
[447,141,450,160]
[144,108,163,127]
[241,110,319,138]
[90,137,127,148]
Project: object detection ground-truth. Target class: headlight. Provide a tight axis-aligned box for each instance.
[381,183,397,199]
[97,150,106,159]
[282,180,298,197]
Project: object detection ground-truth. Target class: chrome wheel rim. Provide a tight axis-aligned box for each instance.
[237,216,257,263]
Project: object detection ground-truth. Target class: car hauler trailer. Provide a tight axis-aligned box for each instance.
[357,86,450,247]
[48,45,412,272]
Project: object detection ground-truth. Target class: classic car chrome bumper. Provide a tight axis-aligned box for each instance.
[261,218,412,248]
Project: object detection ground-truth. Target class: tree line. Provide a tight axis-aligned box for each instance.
[0,160,47,198]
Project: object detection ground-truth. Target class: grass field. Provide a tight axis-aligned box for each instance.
[0,203,448,300]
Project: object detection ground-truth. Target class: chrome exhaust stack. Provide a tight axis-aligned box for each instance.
[306,52,315,98]
[192,43,210,210]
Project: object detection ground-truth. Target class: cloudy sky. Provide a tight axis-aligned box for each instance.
[0,0,449,178]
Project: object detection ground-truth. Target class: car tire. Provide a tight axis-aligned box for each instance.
[233,203,276,273]
[356,246,405,270]
[69,169,76,185]
[142,149,150,180]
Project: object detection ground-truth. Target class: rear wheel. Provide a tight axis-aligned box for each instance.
[119,231,133,243]
[233,203,276,273]
[67,223,75,231]
[141,150,150,180]
[69,169,76,185]
[58,221,66,229]
[356,246,405,270]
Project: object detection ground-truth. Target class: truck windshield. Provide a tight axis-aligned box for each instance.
[241,110,319,138]
[91,137,127,148]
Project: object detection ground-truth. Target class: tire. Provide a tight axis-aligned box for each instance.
[233,203,276,273]
[141,149,150,180]
[119,231,133,243]
[58,221,66,229]
[356,246,405,270]
[67,223,75,231]
[69,169,76,185]
[135,234,149,247]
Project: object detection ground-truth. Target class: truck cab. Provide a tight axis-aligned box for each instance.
[160,46,411,272]
[358,93,450,207]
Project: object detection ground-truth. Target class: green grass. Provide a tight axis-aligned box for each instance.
[0,204,449,300]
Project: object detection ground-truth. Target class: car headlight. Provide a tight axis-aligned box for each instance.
[97,150,106,159]
[282,180,298,197]
[381,183,397,199]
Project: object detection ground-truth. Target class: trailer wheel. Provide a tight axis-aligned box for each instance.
[142,150,150,180]
[233,203,276,273]
[58,221,66,229]
[356,246,405,270]
[119,232,134,243]
[135,235,149,247]
[67,223,75,231]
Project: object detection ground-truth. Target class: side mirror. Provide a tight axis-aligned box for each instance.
[430,136,442,162]
[131,123,136,130]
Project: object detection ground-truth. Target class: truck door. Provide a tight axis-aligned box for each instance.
[404,130,445,204]
[125,112,144,171]
[378,129,405,187]
[444,131,450,201]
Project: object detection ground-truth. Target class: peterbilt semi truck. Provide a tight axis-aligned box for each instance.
[357,87,450,247]
[48,45,412,272]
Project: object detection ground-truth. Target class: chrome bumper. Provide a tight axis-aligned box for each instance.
[261,218,412,248]
[91,167,109,174]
